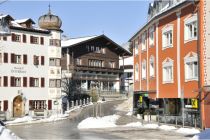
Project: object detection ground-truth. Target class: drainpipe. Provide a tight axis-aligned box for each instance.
[196,2,203,129]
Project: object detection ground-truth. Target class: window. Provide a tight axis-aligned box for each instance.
[149,27,154,46]
[40,37,44,45]
[162,25,173,49]
[134,41,138,55]
[184,52,198,81]
[29,100,46,110]
[185,15,197,41]
[33,56,39,65]
[4,53,8,63]
[109,61,115,68]
[135,63,139,81]
[142,33,146,51]
[76,58,82,65]
[34,78,39,87]
[88,59,103,67]
[15,55,21,64]
[49,79,61,88]
[102,48,106,54]
[11,54,21,64]
[30,77,39,87]
[149,56,155,77]
[49,39,60,47]
[96,47,100,53]
[49,58,60,66]
[30,36,39,44]
[162,58,174,83]
[91,46,94,51]
[142,60,146,79]
[14,77,21,87]
[3,36,7,41]
[12,33,21,42]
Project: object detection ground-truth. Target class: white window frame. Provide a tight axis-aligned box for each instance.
[141,33,146,51]
[134,40,138,55]
[15,55,21,64]
[34,78,39,87]
[162,58,174,84]
[184,52,198,82]
[135,63,139,81]
[142,60,146,80]
[149,26,154,47]
[14,77,21,87]
[149,56,155,77]
[162,25,173,49]
[184,14,197,42]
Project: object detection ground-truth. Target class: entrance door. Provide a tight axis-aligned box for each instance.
[13,96,23,117]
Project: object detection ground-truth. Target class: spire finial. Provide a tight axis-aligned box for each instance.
[48,3,51,14]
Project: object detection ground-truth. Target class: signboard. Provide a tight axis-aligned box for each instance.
[191,99,198,109]
[139,96,143,103]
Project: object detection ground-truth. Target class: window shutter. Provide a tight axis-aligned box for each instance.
[11,53,15,63]
[4,53,8,63]
[3,100,8,111]
[23,55,27,64]
[41,78,45,87]
[3,76,8,87]
[29,100,33,110]
[10,76,14,87]
[30,77,33,87]
[41,56,44,65]
[23,34,26,43]
[23,77,27,87]
[40,37,44,45]
[30,36,33,43]
[11,33,15,41]
[48,100,52,110]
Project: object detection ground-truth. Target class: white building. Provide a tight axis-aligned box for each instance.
[0,8,62,119]
[120,42,133,94]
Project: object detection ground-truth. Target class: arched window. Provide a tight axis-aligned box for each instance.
[149,56,155,77]
[162,58,174,83]
[135,63,139,81]
[142,59,146,80]
[184,52,198,81]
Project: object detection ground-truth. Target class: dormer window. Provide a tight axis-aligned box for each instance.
[162,25,173,49]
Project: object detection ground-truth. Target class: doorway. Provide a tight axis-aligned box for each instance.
[13,96,23,117]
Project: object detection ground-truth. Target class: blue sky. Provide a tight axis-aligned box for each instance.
[0,1,150,45]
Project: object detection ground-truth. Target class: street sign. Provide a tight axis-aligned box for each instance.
[191,99,198,109]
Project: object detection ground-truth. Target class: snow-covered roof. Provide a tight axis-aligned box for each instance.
[61,35,99,47]
[15,18,35,24]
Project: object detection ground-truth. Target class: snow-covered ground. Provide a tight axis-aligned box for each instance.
[78,115,200,136]
[116,95,133,113]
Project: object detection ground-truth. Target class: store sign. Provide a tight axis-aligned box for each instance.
[11,67,26,74]
[191,99,198,109]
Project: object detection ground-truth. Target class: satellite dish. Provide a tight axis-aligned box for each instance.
[0,17,11,36]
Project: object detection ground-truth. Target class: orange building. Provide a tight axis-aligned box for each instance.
[130,0,210,128]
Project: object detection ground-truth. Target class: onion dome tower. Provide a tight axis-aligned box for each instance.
[38,5,62,31]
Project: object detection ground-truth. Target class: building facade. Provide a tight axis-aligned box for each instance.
[130,0,210,128]
[0,8,62,118]
[119,43,133,94]
[61,35,131,95]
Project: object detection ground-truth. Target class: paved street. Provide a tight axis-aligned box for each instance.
[8,100,194,139]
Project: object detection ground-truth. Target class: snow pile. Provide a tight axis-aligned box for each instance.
[41,114,69,122]
[159,125,177,131]
[6,116,35,125]
[0,126,20,139]
[144,124,159,129]
[78,115,120,129]
[124,122,142,128]
[191,129,210,140]
[116,96,133,112]
[176,128,200,135]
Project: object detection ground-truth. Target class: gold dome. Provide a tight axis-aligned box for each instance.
[38,5,62,30]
